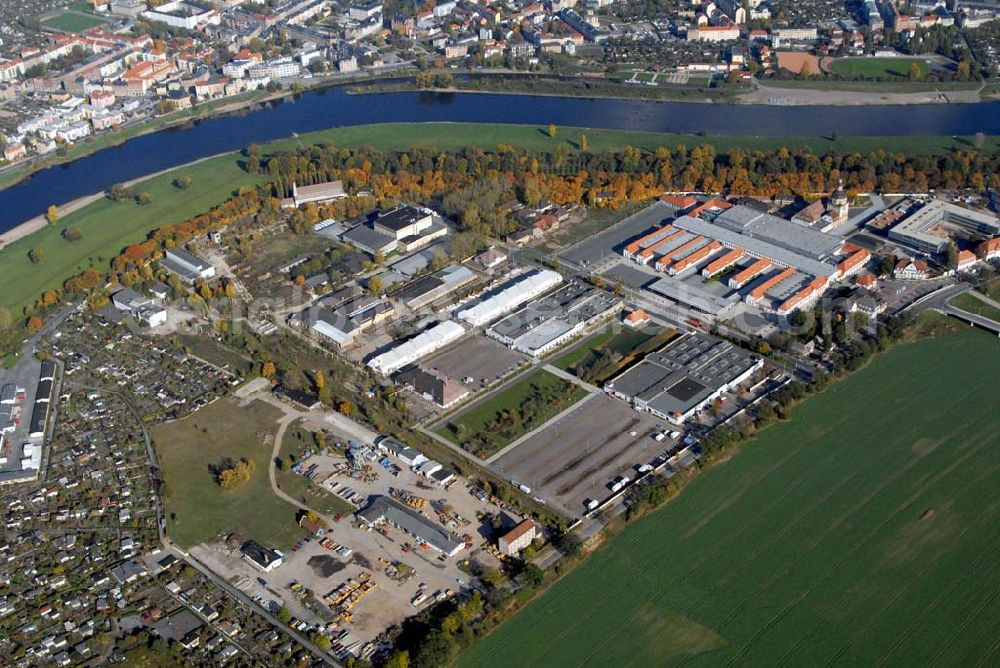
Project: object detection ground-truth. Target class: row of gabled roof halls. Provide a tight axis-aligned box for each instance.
[621,198,872,316]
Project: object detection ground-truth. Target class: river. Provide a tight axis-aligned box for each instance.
[3,87,1000,231]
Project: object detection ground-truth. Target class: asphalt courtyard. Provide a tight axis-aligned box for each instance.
[420,336,528,392]
[559,203,672,269]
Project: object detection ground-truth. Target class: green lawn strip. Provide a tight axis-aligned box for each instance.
[982,275,1000,301]
[175,334,257,377]
[761,78,979,93]
[552,327,618,372]
[278,122,1000,159]
[151,398,307,550]
[0,155,263,314]
[437,369,588,456]
[949,291,1000,322]
[459,331,1000,667]
[553,325,676,384]
[828,57,931,79]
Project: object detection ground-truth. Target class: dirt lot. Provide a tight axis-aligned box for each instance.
[421,335,528,392]
[493,395,679,518]
[776,51,821,75]
[191,457,507,651]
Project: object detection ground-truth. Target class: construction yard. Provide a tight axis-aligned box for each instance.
[192,443,507,653]
[492,394,677,518]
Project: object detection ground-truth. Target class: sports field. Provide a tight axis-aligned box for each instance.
[828,57,930,79]
[460,330,1000,667]
[41,11,106,33]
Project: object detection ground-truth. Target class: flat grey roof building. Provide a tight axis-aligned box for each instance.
[888,200,1000,254]
[162,248,215,283]
[646,277,741,317]
[487,283,621,356]
[713,205,844,260]
[605,332,762,424]
[356,495,464,556]
[341,224,397,255]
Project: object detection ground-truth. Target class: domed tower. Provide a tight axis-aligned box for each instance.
[831,180,849,223]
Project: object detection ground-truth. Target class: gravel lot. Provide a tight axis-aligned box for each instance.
[492,395,678,518]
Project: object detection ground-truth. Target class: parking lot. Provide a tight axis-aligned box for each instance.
[492,395,679,518]
[420,335,528,392]
[191,455,506,651]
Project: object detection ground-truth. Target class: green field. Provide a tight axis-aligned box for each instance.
[828,57,932,79]
[762,78,979,93]
[461,331,1000,667]
[438,369,588,457]
[950,291,1000,322]
[0,156,263,315]
[41,11,106,33]
[151,398,307,549]
[4,120,1000,319]
[552,325,675,384]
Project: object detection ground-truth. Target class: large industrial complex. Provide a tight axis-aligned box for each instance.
[486,283,621,357]
[614,199,873,319]
[604,332,762,425]
[886,199,1000,254]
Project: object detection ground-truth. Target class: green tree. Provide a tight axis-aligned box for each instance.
[175,174,193,189]
[384,650,410,668]
[520,562,545,588]
[29,247,46,264]
[62,226,83,242]
[412,630,457,668]
[367,275,383,295]
[135,191,155,206]
[944,241,958,269]
[555,532,582,556]
[109,183,132,201]
[957,60,971,81]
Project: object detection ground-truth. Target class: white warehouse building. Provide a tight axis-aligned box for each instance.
[367,320,465,375]
[455,269,562,327]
